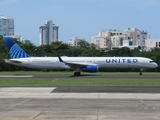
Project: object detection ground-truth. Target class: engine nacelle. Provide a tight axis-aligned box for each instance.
[83,66,98,72]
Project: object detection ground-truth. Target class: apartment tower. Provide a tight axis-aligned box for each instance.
[0,16,14,36]
[39,20,59,45]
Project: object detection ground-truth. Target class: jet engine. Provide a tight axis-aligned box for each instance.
[83,66,98,72]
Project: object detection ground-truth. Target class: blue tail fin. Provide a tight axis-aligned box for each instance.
[3,37,30,59]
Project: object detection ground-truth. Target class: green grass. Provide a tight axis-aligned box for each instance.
[0,78,160,87]
[0,71,160,86]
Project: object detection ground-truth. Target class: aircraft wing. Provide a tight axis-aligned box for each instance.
[58,56,97,68]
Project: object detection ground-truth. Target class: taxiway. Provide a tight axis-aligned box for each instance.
[0,87,160,120]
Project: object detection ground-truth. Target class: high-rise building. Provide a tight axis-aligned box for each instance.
[39,20,59,45]
[0,16,14,36]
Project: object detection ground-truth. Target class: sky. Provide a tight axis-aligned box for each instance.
[0,0,160,45]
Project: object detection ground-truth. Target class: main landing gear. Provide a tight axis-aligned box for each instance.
[74,68,81,76]
[74,72,81,76]
[139,69,143,75]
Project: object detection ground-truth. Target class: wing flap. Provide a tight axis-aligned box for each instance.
[64,62,97,68]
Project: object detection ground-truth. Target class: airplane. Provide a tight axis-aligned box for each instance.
[3,37,158,76]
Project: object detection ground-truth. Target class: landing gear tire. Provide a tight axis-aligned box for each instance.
[139,69,143,75]
[139,72,142,75]
[74,72,81,76]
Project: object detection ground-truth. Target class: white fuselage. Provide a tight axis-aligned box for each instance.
[5,57,158,70]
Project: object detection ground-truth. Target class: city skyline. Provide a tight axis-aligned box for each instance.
[0,0,160,45]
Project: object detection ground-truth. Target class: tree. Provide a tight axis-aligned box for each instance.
[77,40,90,49]
[51,41,69,50]
[0,35,8,54]
[19,43,36,56]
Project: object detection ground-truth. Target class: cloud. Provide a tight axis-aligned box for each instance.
[0,0,19,5]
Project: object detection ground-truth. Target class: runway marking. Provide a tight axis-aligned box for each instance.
[0,75,33,78]
[52,78,58,82]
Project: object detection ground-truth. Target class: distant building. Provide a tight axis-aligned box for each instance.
[21,39,31,44]
[91,28,148,50]
[112,39,138,50]
[0,16,14,36]
[91,35,107,49]
[145,39,160,51]
[68,37,85,47]
[39,20,59,45]
[123,28,147,49]
[11,35,31,44]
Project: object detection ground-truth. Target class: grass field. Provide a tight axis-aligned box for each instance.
[0,78,160,87]
[0,71,160,86]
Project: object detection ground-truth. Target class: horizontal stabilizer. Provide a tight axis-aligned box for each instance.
[4,59,22,64]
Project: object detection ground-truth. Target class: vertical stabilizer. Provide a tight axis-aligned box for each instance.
[3,37,30,59]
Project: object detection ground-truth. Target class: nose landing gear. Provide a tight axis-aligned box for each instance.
[139,69,143,75]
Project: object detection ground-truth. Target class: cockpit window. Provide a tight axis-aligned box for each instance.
[149,61,154,63]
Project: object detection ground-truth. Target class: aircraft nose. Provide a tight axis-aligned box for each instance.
[154,63,158,68]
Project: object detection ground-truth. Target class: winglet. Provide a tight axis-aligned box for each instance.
[3,37,30,59]
[58,55,64,62]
